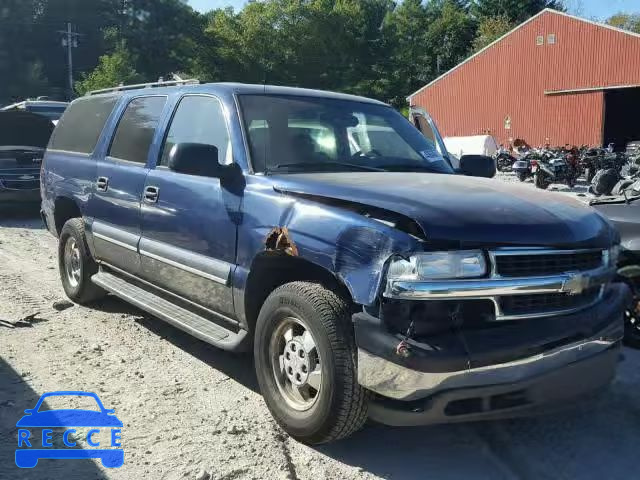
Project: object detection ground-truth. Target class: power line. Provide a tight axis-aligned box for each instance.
[56,23,82,100]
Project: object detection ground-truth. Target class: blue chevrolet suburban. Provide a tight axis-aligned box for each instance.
[41,80,628,444]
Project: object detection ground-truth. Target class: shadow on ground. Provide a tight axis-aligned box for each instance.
[87,293,640,479]
[91,295,259,394]
[317,351,640,480]
[0,358,109,479]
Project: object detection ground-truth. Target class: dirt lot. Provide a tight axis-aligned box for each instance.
[1,183,639,479]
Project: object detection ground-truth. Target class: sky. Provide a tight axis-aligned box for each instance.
[189,0,639,19]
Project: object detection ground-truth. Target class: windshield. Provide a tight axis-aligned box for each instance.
[238,94,454,175]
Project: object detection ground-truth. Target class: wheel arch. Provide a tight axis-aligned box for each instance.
[53,196,83,236]
[243,252,353,335]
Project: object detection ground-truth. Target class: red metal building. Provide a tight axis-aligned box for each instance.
[408,9,640,148]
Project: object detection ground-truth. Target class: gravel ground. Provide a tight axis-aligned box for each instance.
[494,170,594,198]
[1,180,639,479]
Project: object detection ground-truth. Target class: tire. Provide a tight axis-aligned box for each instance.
[534,172,549,189]
[57,218,106,304]
[591,168,619,196]
[516,171,527,182]
[254,281,368,444]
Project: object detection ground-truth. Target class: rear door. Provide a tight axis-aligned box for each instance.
[90,95,167,274]
[138,94,239,319]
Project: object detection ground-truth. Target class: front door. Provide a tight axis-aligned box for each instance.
[90,95,167,274]
[408,106,457,168]
[139,94,239,320]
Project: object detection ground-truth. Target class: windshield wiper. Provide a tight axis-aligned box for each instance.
[268,161,386,174]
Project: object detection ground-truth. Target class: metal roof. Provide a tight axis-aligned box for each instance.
[407,8,640,101]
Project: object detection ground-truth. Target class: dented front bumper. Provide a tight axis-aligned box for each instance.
[355,283,628,425]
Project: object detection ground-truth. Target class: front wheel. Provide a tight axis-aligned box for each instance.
[254,281,368,444]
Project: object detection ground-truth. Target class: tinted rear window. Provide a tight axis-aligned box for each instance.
[108,96,166,164]
[48,96,118,154]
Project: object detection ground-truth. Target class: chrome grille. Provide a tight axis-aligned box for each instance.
[500,287,601,317]
[494,250,604,277]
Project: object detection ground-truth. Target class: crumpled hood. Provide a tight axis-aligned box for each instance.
[273,172,614,248]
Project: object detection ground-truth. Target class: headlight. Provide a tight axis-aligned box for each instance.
[387,251,487,280]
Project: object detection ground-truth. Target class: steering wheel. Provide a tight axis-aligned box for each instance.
[351,149,382,160]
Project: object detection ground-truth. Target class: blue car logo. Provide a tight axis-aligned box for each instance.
[15,391,123,468]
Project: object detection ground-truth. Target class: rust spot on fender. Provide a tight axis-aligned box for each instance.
[265,227,299,256]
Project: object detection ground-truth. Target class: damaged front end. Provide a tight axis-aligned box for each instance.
[354,246,627,426]
[242,175,627,426]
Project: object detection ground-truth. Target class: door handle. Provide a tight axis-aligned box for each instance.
[96,176,109,192]
[143,186,159,204]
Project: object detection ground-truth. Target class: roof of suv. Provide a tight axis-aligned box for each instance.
[87,82,388,106]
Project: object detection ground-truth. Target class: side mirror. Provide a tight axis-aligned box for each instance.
[459,154,496,178]
[168,143,222,178]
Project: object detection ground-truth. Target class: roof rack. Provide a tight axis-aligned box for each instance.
[87,78,200,96]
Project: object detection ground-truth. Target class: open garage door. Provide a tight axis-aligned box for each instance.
[603,87,640,151]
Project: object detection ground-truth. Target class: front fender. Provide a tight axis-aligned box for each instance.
[235,177,422,307]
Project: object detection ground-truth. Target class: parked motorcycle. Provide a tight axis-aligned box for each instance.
[512,157,533,182]
[495,148,517,172]
[581,148,606,183]
[534,151,579,189]
[589,152,631,196]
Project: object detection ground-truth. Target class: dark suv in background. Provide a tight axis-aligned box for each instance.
[0,100,67,205]
[41,81,627,444]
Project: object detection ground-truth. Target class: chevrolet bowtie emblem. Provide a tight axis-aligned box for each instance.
[561,273,590,295]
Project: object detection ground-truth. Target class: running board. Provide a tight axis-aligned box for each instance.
[92,271,248,351]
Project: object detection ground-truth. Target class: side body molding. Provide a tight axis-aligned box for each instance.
[139,237,231,286]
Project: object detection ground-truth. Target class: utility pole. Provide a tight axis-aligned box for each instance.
[57,23,81,100]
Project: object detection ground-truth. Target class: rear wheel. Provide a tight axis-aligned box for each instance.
[58,218,106,304]
[254,281,368,444]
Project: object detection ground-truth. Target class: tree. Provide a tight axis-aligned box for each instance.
[75,45,142,95]
[607,13,640,34]
[426,0,477,76]
[382,0,434,105]
[471,0,564,24]
[0,0,47,103]
[472,15,515,51]
[30,0,122,100]
[118,0,205,80]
